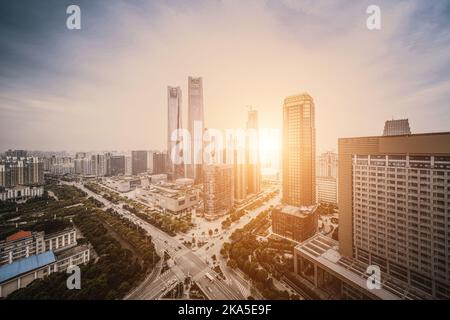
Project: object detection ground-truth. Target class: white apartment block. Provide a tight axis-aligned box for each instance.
[316,176,337,204]
[0,186,44,202]
[352,154,449,298]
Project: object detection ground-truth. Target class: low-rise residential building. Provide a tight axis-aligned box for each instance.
[0,228,92,298]
[0,186,44,202]
[0,228,78,265]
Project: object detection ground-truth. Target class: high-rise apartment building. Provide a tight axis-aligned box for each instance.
[294,132,450,300]
[0,157,44,187]
[246,109,261,195]
[167,86,184,180]
[383,119,411,136]
[316,176,337,204]
[131,151,148,175]
[282,93,316,206]
[187,77,204,183]
[147,151,154,173]
[203,165,234,220]
[91,154,107,177]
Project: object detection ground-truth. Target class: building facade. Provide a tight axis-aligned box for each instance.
[131,150,148,175]
[167,86,184,180]
[0,157,44,188]
[110,155,126,176]
[0,186,44,202]
[320,131,450,299]
[246,109,261,195]
[272,205,318,243]
[203,165,234,220]
[282,93,316,206]
[383,119,411,136]
[0,228,91,298]
[187,76,204,183]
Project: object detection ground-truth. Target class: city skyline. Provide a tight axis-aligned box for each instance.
[1,1,450,152]
[1,0,449,304]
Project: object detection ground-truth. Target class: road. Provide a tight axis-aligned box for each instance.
[64,181,245,300]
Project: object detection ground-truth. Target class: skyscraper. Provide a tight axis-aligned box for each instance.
[282,93,316,206]
[187,76,204,183]
[233,137,247,201]
[167,86,184,179]
[203,164,234,220]
[131,151,147,175]
[383,118,411,136]
[246,109,261,195]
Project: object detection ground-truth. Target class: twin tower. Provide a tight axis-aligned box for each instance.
[167,77,204,182]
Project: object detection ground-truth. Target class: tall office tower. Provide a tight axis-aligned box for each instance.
[316,151,338,204]
[233,137,247,201]
[187,77,205,183]
[336,132,450,299]
[383,118,411,136]
[152,152,167,175]
[24,157,44,185]
[167,86,184,180]
[131,151,148,175]
[282,93,316,206]
[203,164,234,220]
[246,109,261,194]
[110,155,126,176]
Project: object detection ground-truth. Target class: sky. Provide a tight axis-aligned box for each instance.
[0,0,450,153]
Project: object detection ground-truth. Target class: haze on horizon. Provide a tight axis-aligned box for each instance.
[1,0,449,153]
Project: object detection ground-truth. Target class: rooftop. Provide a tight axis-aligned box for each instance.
[0,251,56,284]
[295,234,430,300]
[55,244,90,260]
[277,204,317,218]
[6,230,32,242]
